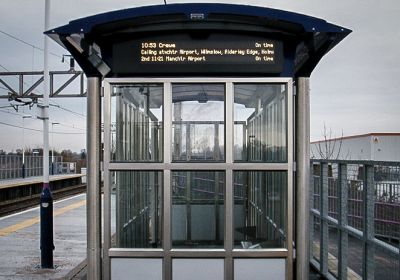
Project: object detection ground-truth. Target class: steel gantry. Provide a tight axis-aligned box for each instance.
[0,70,86,100]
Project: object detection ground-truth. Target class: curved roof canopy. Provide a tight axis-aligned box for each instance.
[46,3,351,77]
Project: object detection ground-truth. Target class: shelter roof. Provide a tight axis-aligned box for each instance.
[46,3,351,77]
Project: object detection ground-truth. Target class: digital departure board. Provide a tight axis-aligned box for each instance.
[139,41,278,64]
[112,33,284,75]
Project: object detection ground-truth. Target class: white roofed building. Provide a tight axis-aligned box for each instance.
[311,133,400,162]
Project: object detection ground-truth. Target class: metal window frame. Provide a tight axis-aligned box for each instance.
[103,77,293,280]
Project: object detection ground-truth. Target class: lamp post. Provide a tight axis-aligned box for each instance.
[40,0,54,269]
[22,115,32,178]
[51,122,59,175]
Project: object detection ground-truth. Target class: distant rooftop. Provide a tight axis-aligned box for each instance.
[311,132,400,144]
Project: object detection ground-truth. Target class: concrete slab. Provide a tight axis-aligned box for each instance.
[0,194,86,280]
[0,174,83,190]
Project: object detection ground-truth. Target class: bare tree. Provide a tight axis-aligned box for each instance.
[311,123,349,160]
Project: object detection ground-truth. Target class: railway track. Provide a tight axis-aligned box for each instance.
[0,184,86,217]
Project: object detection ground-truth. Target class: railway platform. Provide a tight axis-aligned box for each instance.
[0,193,86,279]
[0,174,84,216]
[0,174,83,189]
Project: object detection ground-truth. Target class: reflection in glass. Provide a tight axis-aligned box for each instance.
[112,171,162,248]
[172,84,225,162]
[234,84,287,162]
[234,171,287,249]
[172,171,225,248]
[111,84,163,162]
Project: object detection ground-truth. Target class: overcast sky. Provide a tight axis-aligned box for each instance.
[0,0,399,153]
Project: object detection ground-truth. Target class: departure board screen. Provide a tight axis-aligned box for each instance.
[139,40,278,64]
[112,33,284,75]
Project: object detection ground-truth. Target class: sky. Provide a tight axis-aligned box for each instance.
[0,0,399,153]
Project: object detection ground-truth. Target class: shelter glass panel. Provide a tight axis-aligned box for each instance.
[111,258,162,280]
[111,84,163,162]
[111,171,162,248]
[234,84,287,162]
[172,259,224,280]
[234,259,286,280]
[172,84,225,162]
[172,171,225,248]
[233,171,287,249]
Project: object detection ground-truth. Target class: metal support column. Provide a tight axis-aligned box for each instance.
[338,163,349,279]
[103,82,111,280]
[296,77,310,280]
[225,82,233,280]
[363,164,375,279]
[309,162,315,262]
[87,77,102,280]
[163,82,172,280]
[320,162,329,275]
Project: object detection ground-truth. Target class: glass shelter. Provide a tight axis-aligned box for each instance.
[104,78,293,279]
[47,3,350,280]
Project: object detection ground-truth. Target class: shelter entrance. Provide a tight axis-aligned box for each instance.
[104,78,293,280]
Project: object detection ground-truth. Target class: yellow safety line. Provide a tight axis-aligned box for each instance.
[0,199,86,237]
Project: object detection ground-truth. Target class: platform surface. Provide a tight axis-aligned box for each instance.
[0,193,86,279]
[0,174,83,190]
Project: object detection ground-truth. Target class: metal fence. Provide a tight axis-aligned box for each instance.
[310,160,400,279]
[0,155,76,180]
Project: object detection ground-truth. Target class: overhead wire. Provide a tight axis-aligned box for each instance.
[0,109,85,131]
[0,64,12,95]
[0,30,87,139]
[0,60,45,96]
[0,37,85,115]
[0,29,69,95]
[1,85,86,118]
[0,92,86,126]
[0,29,62,59]
[0,64,10,71]
[0,109,30,117]
[0,105,14,109]
[0,120,85,134]
[49,102,86,118]
[50,130,85,135]
[0,120,42,132]
[53,122,86,131]
[0,63,15,92]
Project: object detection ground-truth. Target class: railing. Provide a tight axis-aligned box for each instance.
[172,172,287,247]
[0,155,76,180]
[310,160,400,280]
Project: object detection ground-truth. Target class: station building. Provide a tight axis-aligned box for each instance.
[311,133,400,161]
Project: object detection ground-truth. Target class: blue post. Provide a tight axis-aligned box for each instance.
[40,184,54,268]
